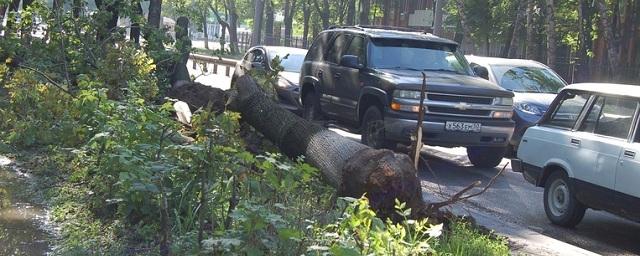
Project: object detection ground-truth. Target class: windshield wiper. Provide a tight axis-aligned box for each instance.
[422,68,462,74]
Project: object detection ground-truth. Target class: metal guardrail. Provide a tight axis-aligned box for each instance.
[189,53,238,77]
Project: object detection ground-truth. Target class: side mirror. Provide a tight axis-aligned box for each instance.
[340,55,363,69]
[472,64,489,80]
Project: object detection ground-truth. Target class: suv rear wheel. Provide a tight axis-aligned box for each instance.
[303,92,322,122]
[361,106,393,149]
[544,171,586,227]
[466,146,505,168]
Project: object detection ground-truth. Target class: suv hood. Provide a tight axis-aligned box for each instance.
[376,69,514,97]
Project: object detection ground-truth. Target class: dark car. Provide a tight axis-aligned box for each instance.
[299,25,515,168]
[466,56,567,156]
[232,46,308,114]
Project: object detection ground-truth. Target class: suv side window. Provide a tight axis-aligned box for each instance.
[580,96,638,139]
[306,32,333,61]
[544,91,590,129]
[326,33,351,64]
[344,36,366,66]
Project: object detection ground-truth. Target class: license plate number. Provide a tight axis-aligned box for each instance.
[445,122,482,133]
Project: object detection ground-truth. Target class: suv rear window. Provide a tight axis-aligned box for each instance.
[544,91,590,129]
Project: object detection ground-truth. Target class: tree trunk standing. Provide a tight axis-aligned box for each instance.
[576,0,593,82]
[251,0,265,47]
[454,0,473,53]
[525,0,537,60]
[171,17,192,86]
[596,0,621,78]
[203,9,209,49]
[433,0,447,37]
[283,0,298,46]
[545,0,557,69]
[226,0,240,53]
[360,0,371,25]
[72,0,83,18]
[131,1,143,45]
[211,4,230,52]
[95,0,120,43]
[148,0,163,29]
[346,0,356,25]
[312,0,330,29]
[264,0,274,45]
[508,0,527,58]
[302,0,311,47]
[0,5,6,35]
[229,76,427,218]
[382,0,391,25]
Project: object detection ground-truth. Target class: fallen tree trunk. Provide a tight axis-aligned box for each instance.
[228,76,426,218]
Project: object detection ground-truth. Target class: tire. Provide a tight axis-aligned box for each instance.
[303,92,323,122]
[543,171,586,227]
[466,146,506,168]
[360,106,393,149]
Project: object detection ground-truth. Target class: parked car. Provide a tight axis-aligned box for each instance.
[466,56,567,156]
[512,83,640,227]
[232,46,308,114]
[299,25,515,168]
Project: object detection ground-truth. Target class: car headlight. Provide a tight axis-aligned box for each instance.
[393,90,421,99]
[516,103,544,116]
[493,97,514,106]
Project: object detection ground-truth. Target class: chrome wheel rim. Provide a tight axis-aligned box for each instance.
[548,179,570,217]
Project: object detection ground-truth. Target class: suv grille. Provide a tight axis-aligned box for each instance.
[427,93,493,105]
[428,107,492,116]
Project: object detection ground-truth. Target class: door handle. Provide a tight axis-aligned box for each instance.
[570,138,581,145]
[624,150,636,159]
[334,73,342,79]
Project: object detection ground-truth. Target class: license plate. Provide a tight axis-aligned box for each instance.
[445,122,482,133]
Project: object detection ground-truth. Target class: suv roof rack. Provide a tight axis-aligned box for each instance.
[328,25,426,33]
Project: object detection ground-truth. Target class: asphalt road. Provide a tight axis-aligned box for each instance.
[198,59,640,256]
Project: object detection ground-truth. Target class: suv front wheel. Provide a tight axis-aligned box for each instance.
[544,171,586,227]
[303,92,322,122]
[361,106,393,149]
[466,146,505,168]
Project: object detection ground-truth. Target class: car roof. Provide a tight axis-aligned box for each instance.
[262,46,308,55]
[465,55,548,68]
[563,83,640,98]
[326,25,459,46]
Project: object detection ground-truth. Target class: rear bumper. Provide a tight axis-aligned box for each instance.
[384,115,514,147]
[511,159,544,186]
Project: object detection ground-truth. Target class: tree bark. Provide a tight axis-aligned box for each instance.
[148,0,163,29]
[525,0,537,60]
[302,0,311,47]
[360,0,371,25]
[283,0,298,46]
[4,0,21,35]
[203,9,209,49]
[576,0,593,82]
[596,0,621,78]
[346,0,356,25]
[545,0,557,69]
[312,0,330,29]
[382,0,391,25]
[265,0,274,45]
[131,1,143,46]
[455,0,474,53]
[226,0,239,53]
[433,0,447,37]
[211,2,230,52]
[73,0,83,18]
[508,0,527,58]
[228,76,426,218]
[251,0,265,46]
[0,5,6,36]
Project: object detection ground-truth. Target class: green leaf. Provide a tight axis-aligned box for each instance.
[330,245,361,256]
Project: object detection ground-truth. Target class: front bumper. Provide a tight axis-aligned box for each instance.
[384,115,515,147]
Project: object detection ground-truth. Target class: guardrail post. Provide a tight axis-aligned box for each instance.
[192,60,196,69]
[203,63,208,73]
[225,66,230,77]
[213,63,218,74]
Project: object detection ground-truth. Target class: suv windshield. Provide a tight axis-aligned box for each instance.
[492,65,565,93]
[369,38,472,75]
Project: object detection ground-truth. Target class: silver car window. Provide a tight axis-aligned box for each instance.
[580,96,637,139]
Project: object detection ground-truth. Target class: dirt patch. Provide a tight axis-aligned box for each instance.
[166,82,227,112]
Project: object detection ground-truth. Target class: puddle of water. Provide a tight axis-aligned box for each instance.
[0,156,52,256]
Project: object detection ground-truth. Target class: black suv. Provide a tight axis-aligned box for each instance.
[299,26,515,168]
